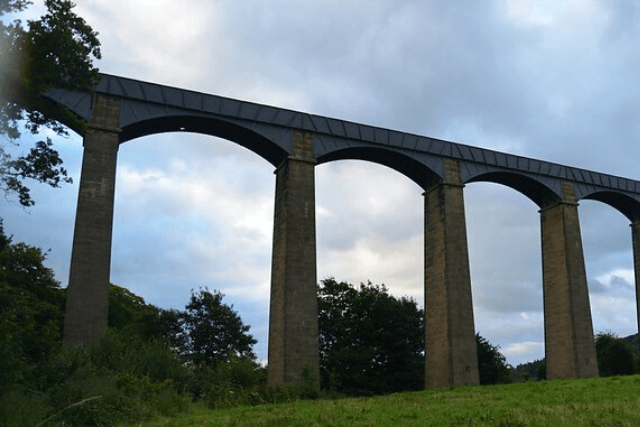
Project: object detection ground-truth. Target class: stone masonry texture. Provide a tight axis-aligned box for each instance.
[63,94,121,347]
[424,158,479,388]
[541,181,598,379]
[268,131,319,387]
[633,221,640,351]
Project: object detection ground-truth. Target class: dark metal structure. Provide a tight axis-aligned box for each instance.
[47,74,640,217]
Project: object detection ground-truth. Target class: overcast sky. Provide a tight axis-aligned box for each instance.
[5,0,640,366]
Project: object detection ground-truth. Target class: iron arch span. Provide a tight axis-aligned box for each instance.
[120,115,289,168]
[465,171,561,209]
[580,190,640,223]
[316,146,441,190]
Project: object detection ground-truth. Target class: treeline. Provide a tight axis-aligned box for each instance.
[512,332,640,381]
[3,223,639,426]
[318,278,512,393]
[0,222,277,426]
[0,223,512,425]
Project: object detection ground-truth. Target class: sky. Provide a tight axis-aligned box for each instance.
[4,0,640,367]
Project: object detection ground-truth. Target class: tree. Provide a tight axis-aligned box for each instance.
[1,0,101,207]
[595,332,638,377]
[180,288,257,366]
[108,283,185,347]
[0,221,65,390]
[514,358,545,381]
[318,278,424,395]
[476,333,512,385]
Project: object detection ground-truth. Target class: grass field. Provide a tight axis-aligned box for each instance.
[136,375,640,426]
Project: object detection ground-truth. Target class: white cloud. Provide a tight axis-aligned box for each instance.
[76,0,221,85]
[595,269,635,291]
[503,341,545,363]
[503,0,560,27]
[591,293,637,337]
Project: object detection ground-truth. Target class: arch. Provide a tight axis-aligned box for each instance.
[316,147,441,191]
[578,198,636,337]
[120,115,289,168]
[465,171,561,209]
[581,190,640,223]
[464,181,544,366]
[111,133,275,362]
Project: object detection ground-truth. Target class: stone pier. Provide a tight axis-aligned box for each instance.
[631,221,640,355]
[424,158,479,388]
[267,131,319,387]
[63,95,121,346]
[541,181,598,379]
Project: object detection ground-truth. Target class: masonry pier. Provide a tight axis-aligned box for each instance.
[631,221,640,354]
[541,181,598,379]
[63,95,121,346]
[267,131,319,387]
[424,158,479,388]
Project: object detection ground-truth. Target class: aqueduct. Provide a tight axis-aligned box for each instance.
[49,74,640,388]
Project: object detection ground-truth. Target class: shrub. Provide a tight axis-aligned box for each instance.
[596,332,638,377]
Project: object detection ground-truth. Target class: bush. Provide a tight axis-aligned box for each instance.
[596,332,638,377]
[0,329,193,427]
[318,278,424,395]
[184,355,264,409]
[476,334,512,385]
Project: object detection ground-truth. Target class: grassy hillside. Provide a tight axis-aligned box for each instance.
[137,375,640,426]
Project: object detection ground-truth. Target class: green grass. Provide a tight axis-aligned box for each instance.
[135,375,640,426]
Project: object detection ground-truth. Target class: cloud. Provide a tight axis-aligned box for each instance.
[76,0,220,86]
[110,134,275,309]
[503,341,545,364]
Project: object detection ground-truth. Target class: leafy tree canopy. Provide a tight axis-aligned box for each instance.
[318,277,424,395]
[595,332,638,377]
[180,288,257,367]
[106,284,257,369]
[476,333,512,385]
[0,221,65,390]
[108,283,184,347]
[1,0,101,207]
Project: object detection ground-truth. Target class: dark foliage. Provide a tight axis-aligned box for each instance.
[0,220,65,391]
[596,332,638,377]
[622,332,639,359]
[318,277,425,395]
[513,358,545,381]
[0,226,266,424]
[1,0,101,207]
[0,215,273,425]
[108,283,184,347]
[180,287,257,367]
[476,333,512,385]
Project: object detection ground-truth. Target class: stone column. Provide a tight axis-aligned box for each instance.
[541,181,598,379]
[424,158,479,389]
[63,95,121,347]
[268,131,319,387]
[631,221,640,356]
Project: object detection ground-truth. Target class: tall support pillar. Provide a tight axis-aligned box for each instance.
[63,95,121,347]
[424,158,479,389]
[631,221,640,355]
[268,131,319,387]
[541,181,598,379]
